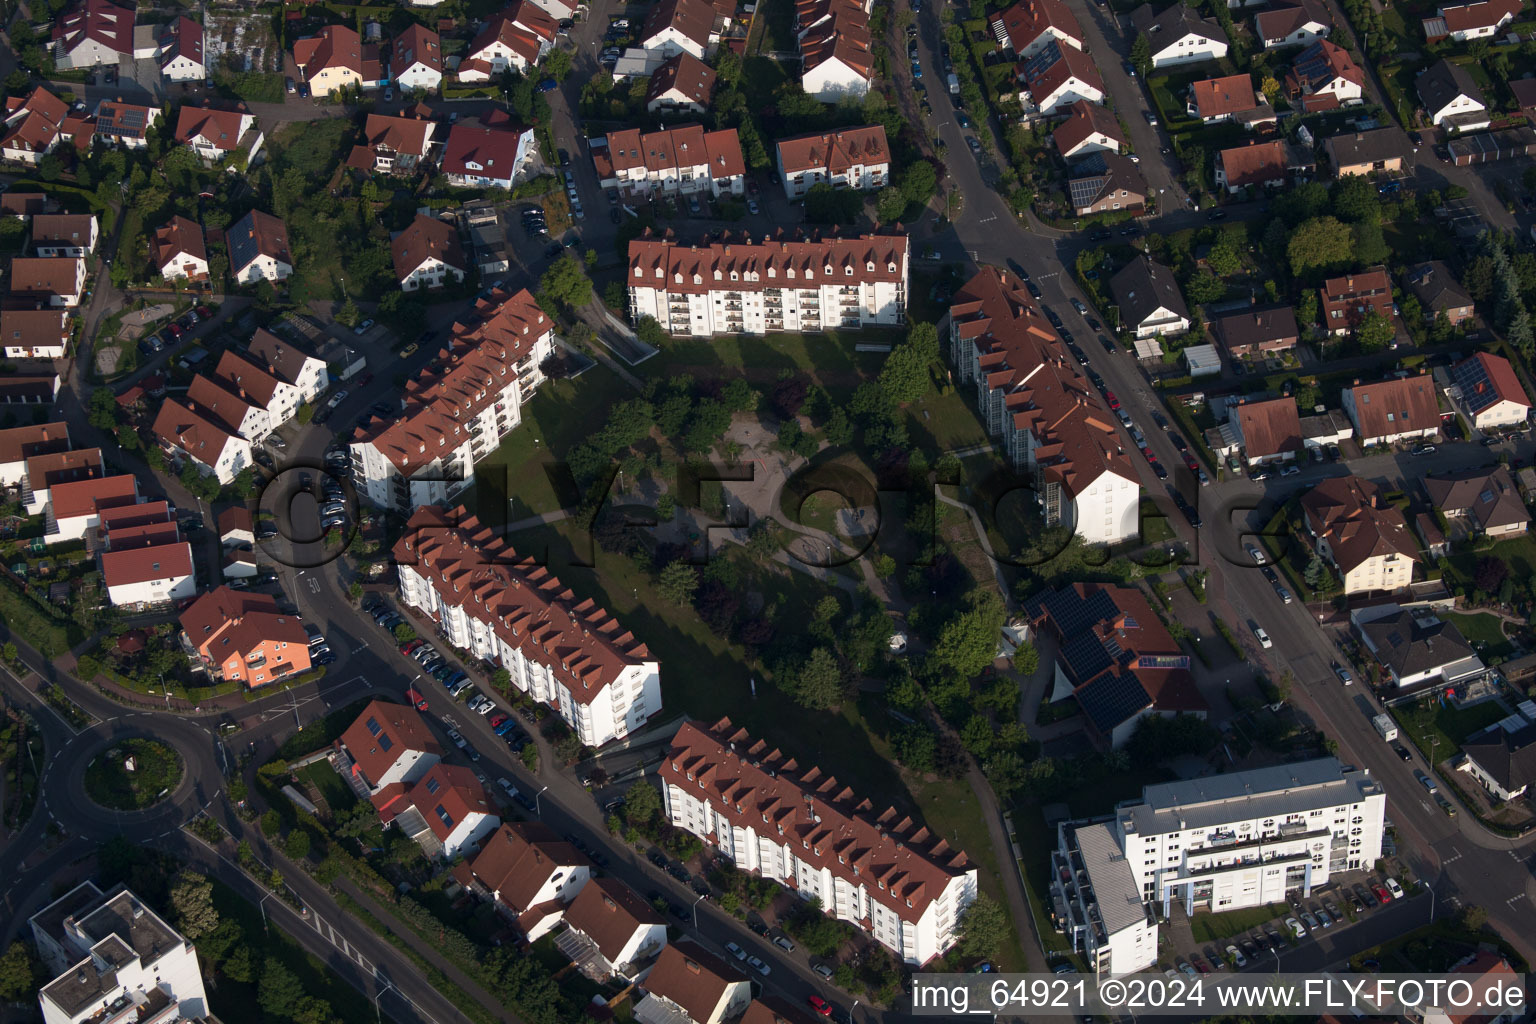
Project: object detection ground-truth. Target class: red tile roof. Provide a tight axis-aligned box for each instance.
[25,446,102,493]
[1447,952,1518,1024]
[187,373,258,433]
[335,698,443,789]
[0,308,70,354]
[174,102,251,152]
[563,877,664,962]
[406,762,493,841]
[662,718,974,924]
[9,257,81,298]
[598,124,745,181]
[391,214,466,282]
[153,215,206,270]
[796,0,871,77]
[468,1,554,67]
[1301,474,1418,573]
[230,209,291,268]
[775,125,888,176]
[217,506,253,537]
[1439,0,1520,34]
[992,0,1083,52]
[645,53,719,108]
[363,113,436,158]
[355,288,550,471]
[1455,351,1529,413]
[1218,140,1287,187]
[949,265,1132,498]
[0,421,69,465]
[641,0,717,50]
[100,541,193,587]
[152,398,242,464]
[1052,99,1126,155]
[1234,397,1302,458]
[1344,374,1440,441]
[642,941,748,1023]
[160,16,204,71]
[389,506,653,703]
[0,88,66,158]
[391,23,442,79]
[31,214,95,250]
[97,500,170,530]
[627,231,907,295]
[49,472,137,522]
[1191,73,1258,119]
[463,822,587,912]
[52,0,134,58]
[441,122,531,182]
[212,350,284,408]
[1021,40,1104,105]
[104,519,181,550]
[295,24,364,79]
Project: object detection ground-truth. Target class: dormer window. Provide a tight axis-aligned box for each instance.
[634,267,643,277]
[866,261,874,271]
[686,772,694,780]
[802,840,810,849]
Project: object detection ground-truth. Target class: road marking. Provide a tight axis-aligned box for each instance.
[1507,893,1526,906]
[977,214,997,224]
[1444,847,1463,865]
[1420,800,1434,813]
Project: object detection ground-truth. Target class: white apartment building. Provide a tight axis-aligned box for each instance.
[774,125,889,199]
[1054,759,1385,976]
[212,350,305,431]
[558,877,668,981]
[336,699,443,792]
[949,266,1140,545]
[31,883,208,1024]
[627,233,908,337]
[660,719,978,965]
[152,398,253,485]
[187,373,271,443]
[594,125,747,199]
[392,505,663,749]
[351,288,552,511]
[248,329,330,406]
[462,822,594,940]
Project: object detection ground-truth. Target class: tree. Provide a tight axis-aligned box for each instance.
[926,591,1007,680]
[770,374,810,418]
[1458,904,1489,931]
[540,253,592,310]
[1356,309,1396,352]
[892,722,936,771]
[259,959,306,1021]
[875,186,907,223]
[1184,270,1227,305]
[1259,75,1280,102]
[1475,556,1507,594]
[1287,216,1354,276]
[956,894,1008,962]
[543,48,574,81]
[624,778,662,827]
[804,183,861,225]
[899,159,938,205]
[168,869,220,939]
[1012,641,1039,676]
[1329,175,1380,223]
[879,322,939,403]
[88,387,120,430]
[786,647,844,709]
[657,560,697,605]
[285,828,311,860]
[0,942,39,1002]
[1130,32,1152,75]
[392,623,416,644]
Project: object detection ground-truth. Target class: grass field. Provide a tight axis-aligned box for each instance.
[1189,903,1290,944]
[1443,612,1514,659]
[297,761,358,813]
[1399,698,1507,764]
[1446,534,1536,590]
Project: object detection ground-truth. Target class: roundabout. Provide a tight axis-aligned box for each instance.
[84,738,184,810]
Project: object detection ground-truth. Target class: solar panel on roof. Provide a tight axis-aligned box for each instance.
[1069,175,1105,210]
[1075,673,1152,733]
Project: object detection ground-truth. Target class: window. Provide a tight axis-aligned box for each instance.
[425,776,440,794]
[435,805,455,828]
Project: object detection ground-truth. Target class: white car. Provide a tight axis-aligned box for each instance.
[1226,945,1246,968]
[1385,878,1404,900]
[325,389,350,409]
[1245,544,1267,565]
[746,956,770,977]
[1253,626,1272,649]
[1286,916,1306,939]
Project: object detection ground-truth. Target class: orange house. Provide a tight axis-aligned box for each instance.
[179,586,311,688]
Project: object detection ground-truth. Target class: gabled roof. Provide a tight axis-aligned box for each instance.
[1512,77,1536,110]
[1343,373,1440,439]
[1462,725,1536,797]
[0,88,66,157]
[646,52,718,107]
[775,125,889,176]
[1234,397,1302,458]
[151,398,241,463]
[642,941,747,1024]
[1405,260,1472,314]
[174,102,251,152]
[160,16,204,71]
[212,350,285,408]
[25,447,102,493]
[991,0,1084,52]
[335,699,442,789]
[1110,257,1189,329]
[1438,0,1520,34]
[391,23,442,79]
[467,1,553,68]
[1021,39,1104,102]
[0,308,70,353]
[216,506,253,537]
[50,473,137,522]
[363,113,436,157]
[228,209,291,273]
[392,214,467,281]
[1301,475,1418,572]
[796,0,871,76]
[0,421,69,464]
[294,24,363,79]
[1255,0,1328,40]
[52,0,135,58]
[1052,99,1126,154]
[153,215,206,269]
[1218,139,1288,187]
[1288,39,1363,93]
[248,329,321,385]
[1323,126,1412,168]
[627,231,907,296]
[1321,265,1391,301]
[1424,465,1529,532]
[1131,3,1229,46]
[100,540,193,587]
[1192,74,1257,119]
[32,214,95,249]
[401,763,492,841]
[1451,351,1529,416]
[563,877,664,962]
[94,99,157,148]
[9,257,82,298]
[1417,58,1484,113]
[598,124,745,180]
[1214,304,1299,350]
[641,0,717,50]
[441,122,531,181]
[464,821,587,912]
[1067,150,1146,210]
[186,374,258,433]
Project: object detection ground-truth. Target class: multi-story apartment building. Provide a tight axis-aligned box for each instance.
[179,586,313,687]
[392,505,663,748]
[351,288,553,511]
[594,124,746,199]
[660,718,977,965]
[248,329,330,406]
[949,266,1140,544]
[1053,758,1385,976]
[1300,474,1419,594]
[627,232,908,337]
[31,882,208,1024]
[796,0,873,101]
[774,126,889,199]
[151,398,253,484]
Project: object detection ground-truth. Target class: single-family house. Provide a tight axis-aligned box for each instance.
[1215,139,1289,191]
[9,257,86,307]
[392,214,467,292]
[441,119,538,189]
[1,309,71,359]
[93,100,161,150]
[1341,373,1441,446]
[174,102,255,161]
[1066,151,1146,215]
[1,88,67,165]
[1459,724,1536,802]
[1233,396,1303,464]
[1417,58,1488,130]
[334,699,442,791]
[153,215,209,282]
[1285,39,1364,110]
[248,329,329,405]
[99,522,196,608]
[639,0,717,59]
[31,214,97,258]
[557,878,667,982]
[1110,257,1191,338]
[391,24,443,91]
[1426,465,1529,537]
[458,1,556,79]
[1018,39,1106,115]
[0,421,70,486]
[645,53,718,114]
[1213,304,1299,358]
[1188,74,1263,123]
[1255,0,1330,48]
[152,398,253,484]
[372,762,497,860]
[990,0,1085,58]
[51,0,135,69]
[633,942,752,1024]
[1129,4,1230,67]
[796,0,872,102]
[179,587,313,687]
[1422,0,1521,42]
[1302,476,1419,594]
[457,822,592,940]
[1052,99,1126,158]
[1404,260,1474,326]
[1450,351,1530,430]
[1320,266,1393,335]
[350,113,437,175]
[1323,126,1413,176]
[228,210,293,284]
[1355,606,1483,689]
[159,16,206,82]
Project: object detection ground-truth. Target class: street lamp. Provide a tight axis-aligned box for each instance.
[285,685,301,731]
[534,784,549,816]
[1424,881,1435,924]
[690,891,707,929]
[258,890,276,934]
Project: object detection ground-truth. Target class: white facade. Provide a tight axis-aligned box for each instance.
[642,24,707,60]
[33,884,208,1024]
[777,157,889,199]
[159,248,209,281]
[1426,90,1487,127]
[1025,76,1105,116]
[1069,471,1142,544]
[629,276,906,336]
[444,127,536,189]
[395,59,442,90]
[660,769,976,965]
[396,561,662,748]
[162,51,204,81]
[104,552,197,608]
[168,430,252,485]
[400,254,465,292]
[1261,18,1329,48]
[1053,822,1158,976]
[34,222,97,257]
[1148,31,1229,66]
[439,811,498,861]
[801,58,870,102]
[233,250,292,285]
[1128,303,1191,339]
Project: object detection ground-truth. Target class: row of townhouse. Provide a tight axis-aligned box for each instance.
[1,214,92,358]
[660,718,978,965]
[350,287,553,509]
[1054,758,1384,976]
[948,265,1142,544]
[389,506,664,748]
[795,0,873,101]
[593,123,747,198]
[626,231,909,337]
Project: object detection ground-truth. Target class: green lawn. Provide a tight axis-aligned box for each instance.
[907,387,992,452]
[1443,612,1514,659]
[297,761,358,813]
[1189,903,1291,944]
[796,491,849,533]
[753,0,797,52]
[1398,698,1507,764]
[84,739,182,809]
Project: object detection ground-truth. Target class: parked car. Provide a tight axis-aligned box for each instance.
[771,934,795,953]
[725,942,746,961]
[1252,625,1272,648]
[1373,884,1393,904]
[746,956,770,977]
[1226,945,1246,968]
[807,997,832,1016]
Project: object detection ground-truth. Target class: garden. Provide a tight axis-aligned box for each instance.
[84,738,184,810]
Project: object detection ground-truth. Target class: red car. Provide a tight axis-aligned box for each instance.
[1105,391,1120,409]
[1183,454,1199,471]
[1373,884,1393,903]
[1142,448,1158,463]
[400,639,423,655]
[807,997,832,1017]
[406,686,428,711]
[358,372,374,386]
[489,713,508,729]
[195,305,212,318]
[167,323,184,338]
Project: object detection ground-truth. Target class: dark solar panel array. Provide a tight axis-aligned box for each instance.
[1075,673,1152,733]
[1020,39,1064,83]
